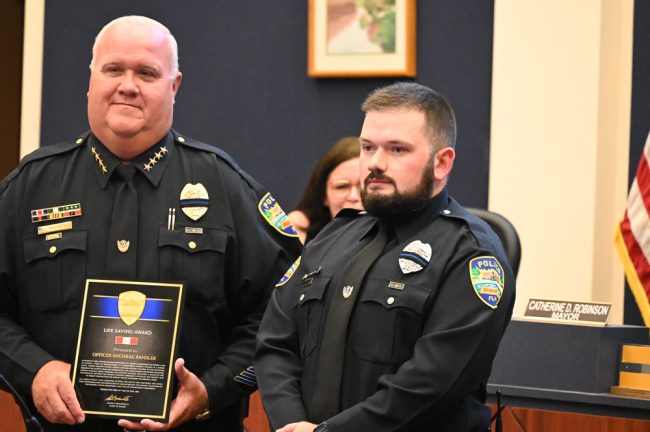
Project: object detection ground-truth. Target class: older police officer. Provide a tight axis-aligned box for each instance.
[0,16,301,431]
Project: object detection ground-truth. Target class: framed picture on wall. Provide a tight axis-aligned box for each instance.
[308,0,416,78]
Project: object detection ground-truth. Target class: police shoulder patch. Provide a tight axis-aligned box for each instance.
[258,192,298,237]
[275,256,301,287]
[469,256,504,309]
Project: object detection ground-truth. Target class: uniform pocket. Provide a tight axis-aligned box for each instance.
[352,276,430,364]
[22,230,87,312]
[292,275,331,359]
[158,225,228,308]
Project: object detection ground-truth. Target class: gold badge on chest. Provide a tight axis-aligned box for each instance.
[179,183,209,221]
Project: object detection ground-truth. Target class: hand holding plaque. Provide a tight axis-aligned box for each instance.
[117,358,209,430]
[71,279,185,422]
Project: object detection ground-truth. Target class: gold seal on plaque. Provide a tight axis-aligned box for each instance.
[179,183,209,221]
[118,291,146,326]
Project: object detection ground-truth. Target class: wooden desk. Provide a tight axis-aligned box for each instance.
[488,384,650,420]
[489,404,650,432]
[488,384,650,431]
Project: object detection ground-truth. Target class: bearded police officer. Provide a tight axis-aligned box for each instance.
[255,82,515,432]
[0,16,301,431]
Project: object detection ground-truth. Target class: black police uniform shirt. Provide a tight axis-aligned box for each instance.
[255,190,516,432]
[0,130,302,431]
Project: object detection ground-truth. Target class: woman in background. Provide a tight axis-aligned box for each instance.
[288,136,363,243]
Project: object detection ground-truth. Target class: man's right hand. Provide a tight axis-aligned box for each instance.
[31,360,85,425]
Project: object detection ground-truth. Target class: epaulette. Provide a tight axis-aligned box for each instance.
[0,131,89,194]
[170,129,263,191]
[438,200,466,220]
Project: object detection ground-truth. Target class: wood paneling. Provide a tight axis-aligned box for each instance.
[0,390,26,432]
[491,405,650,432]
[0,0,22,179]
[243,391,270,432]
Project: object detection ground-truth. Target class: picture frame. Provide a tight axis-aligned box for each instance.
[308,0,416,78]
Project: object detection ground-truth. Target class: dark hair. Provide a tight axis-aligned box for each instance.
[362,82,457,150]
[294,136,360,237]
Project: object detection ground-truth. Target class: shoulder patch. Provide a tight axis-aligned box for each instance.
[275,256,301,287]
[469,256,504,309]
[258,192,298,237]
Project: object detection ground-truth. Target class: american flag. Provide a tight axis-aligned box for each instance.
[615,132,650,326]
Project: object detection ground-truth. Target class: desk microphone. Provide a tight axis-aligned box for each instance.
[0,373,43,432]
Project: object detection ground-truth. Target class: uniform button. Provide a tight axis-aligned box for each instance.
[177,136,186,143]
[75,138,83,144]
[442,209,451,215]
[49,246,57,254]
[387,296,395,305]
[188,241,197,250]
[299,293,305,302]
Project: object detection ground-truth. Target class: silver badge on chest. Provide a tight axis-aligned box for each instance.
[398,240,432,274]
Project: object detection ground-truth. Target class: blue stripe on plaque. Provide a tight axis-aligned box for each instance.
[96,297,167,320]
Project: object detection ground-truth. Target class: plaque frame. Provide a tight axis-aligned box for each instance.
[71,279,185,421]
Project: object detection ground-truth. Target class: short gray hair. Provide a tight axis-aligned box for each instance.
[90,15,179,75]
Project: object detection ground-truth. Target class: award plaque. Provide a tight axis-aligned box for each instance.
[71,279,185,421]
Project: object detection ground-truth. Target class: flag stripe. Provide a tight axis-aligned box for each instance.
[634,153,650,214]
[620,214,650,296]
[626,182,650,266]
[616,131,650,326]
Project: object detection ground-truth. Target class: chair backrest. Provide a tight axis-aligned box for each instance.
[466,207,521,277]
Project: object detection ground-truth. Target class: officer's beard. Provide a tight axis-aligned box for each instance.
[361,162,435,220]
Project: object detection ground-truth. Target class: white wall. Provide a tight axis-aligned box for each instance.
[20,0,44,158]
[490,0,634,322]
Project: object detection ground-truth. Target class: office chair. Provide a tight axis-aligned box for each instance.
[465,210,519,432]
[466,207,521,277]
[0,374,43,432]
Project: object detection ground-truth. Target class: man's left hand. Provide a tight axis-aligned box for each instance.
[117,358,209,431]
[276,421,317,432]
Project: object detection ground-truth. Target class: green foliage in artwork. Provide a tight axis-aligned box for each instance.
[356,0,396,53]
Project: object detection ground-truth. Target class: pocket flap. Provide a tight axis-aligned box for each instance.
[293,275,331,306]
[360,277,429,314]
[23,230,87,263]
[158,226,227,253]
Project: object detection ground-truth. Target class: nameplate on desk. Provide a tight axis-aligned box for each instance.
[523,298,611,326]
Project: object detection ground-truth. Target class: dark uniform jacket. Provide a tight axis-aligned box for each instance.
[255,190,515,432]
[0,130,301,431]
